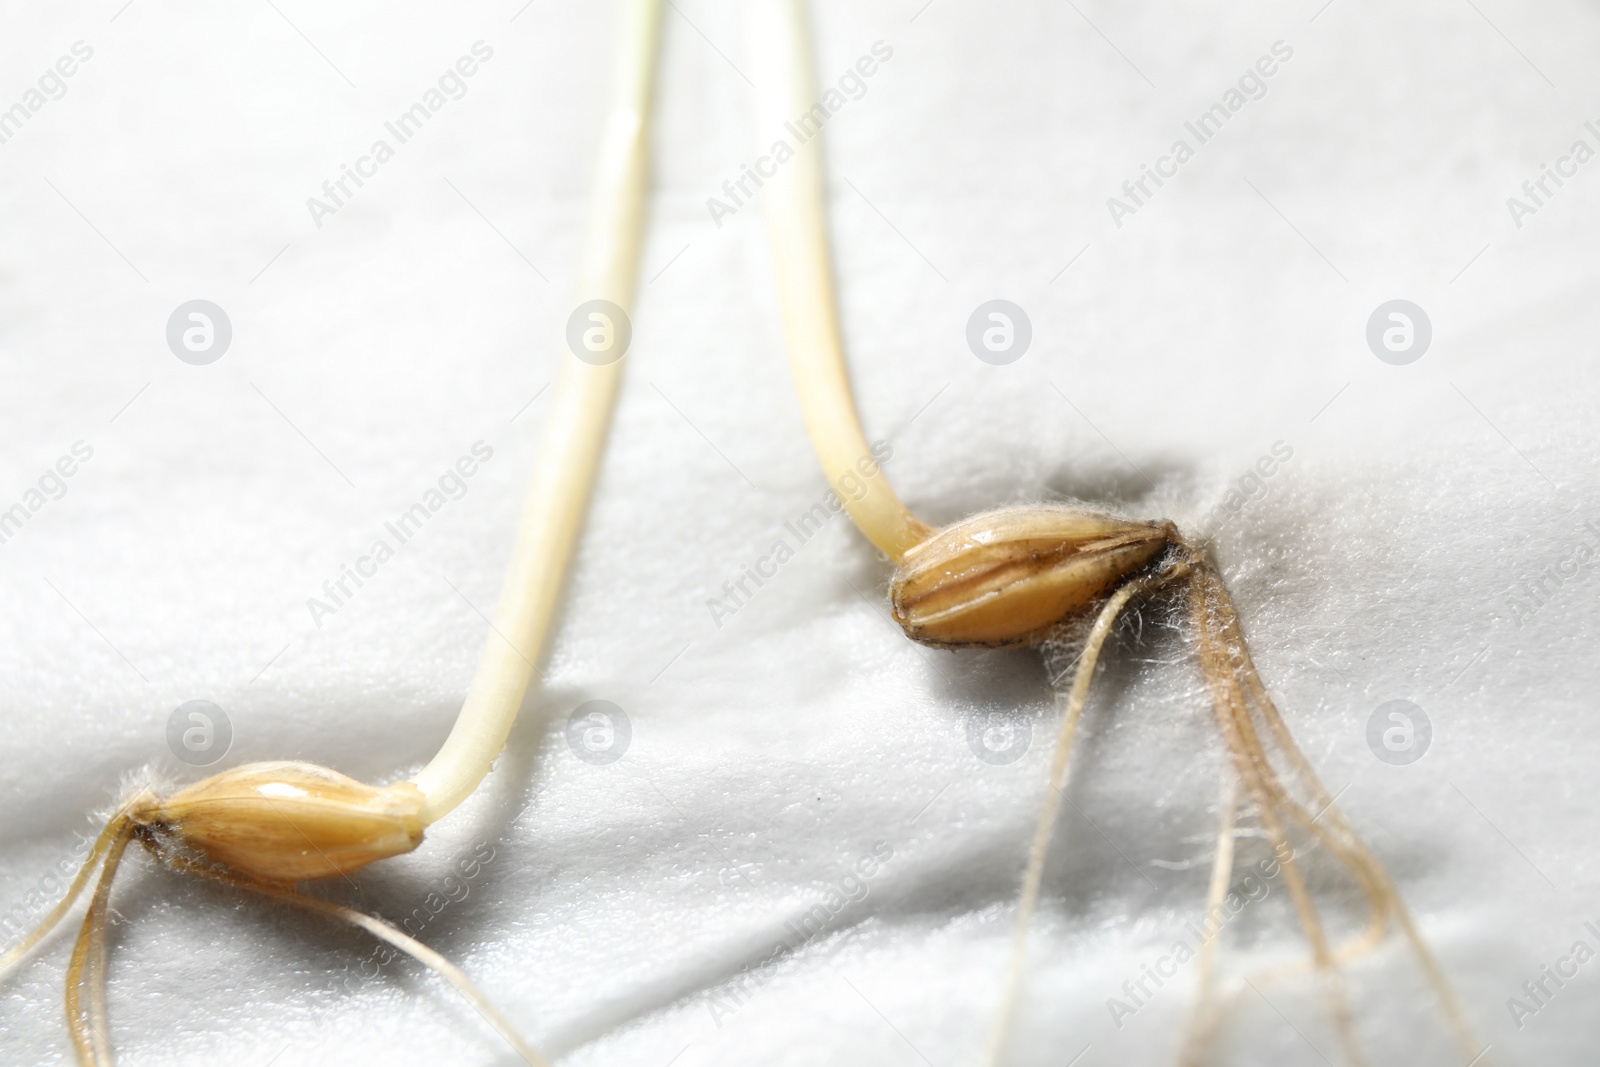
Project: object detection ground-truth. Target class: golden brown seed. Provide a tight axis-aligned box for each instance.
[889,506,1176,649]
[141,761,426,884]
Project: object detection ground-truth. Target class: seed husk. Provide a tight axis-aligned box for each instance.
[889,506,1176,649]
[148,761,425,884]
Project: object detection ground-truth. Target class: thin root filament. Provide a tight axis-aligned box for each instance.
[161,853,550,1067]
[1208,570,1487,1067]
[1189,568,1367,1067]
[1177,773,1238,1067]
[986,565,1186,1067]
[65,817,136,1066]
[0,792,153,983]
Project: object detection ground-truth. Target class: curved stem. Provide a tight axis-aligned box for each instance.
[748,0,931,561]
[411,0,665,823]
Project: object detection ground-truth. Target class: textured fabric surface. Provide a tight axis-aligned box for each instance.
[2,2,1597,1065]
